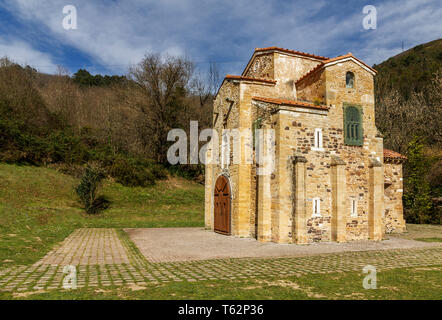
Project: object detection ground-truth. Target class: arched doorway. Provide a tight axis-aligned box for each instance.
[214,175,231,235]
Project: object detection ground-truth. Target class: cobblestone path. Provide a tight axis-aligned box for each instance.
[0,228,441,292]
[36,228,129,266]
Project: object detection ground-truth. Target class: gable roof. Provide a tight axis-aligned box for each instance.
[296,53,377,85]
[254,47,329,60]
[323,53,377,74]
[252,96,329,111]
[215,74,276,98]
[241,46,328,77]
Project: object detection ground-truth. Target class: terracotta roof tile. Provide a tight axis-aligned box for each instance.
[255,47,329,60]
[323,53,377,73]
[296,53,377,85]
[252,96,329,110]
[384,148,407,160]
[225,75,276,84]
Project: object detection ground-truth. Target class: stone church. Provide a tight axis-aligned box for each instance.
[204,47,407,244]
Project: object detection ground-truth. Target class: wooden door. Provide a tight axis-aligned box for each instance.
[214,176,231,235]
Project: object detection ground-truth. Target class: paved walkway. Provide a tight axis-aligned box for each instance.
[36,228,130,266]
[126,227,442,262]
[0,228,441,293]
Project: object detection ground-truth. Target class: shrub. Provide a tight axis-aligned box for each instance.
[403,137,434,223]
[75,162,110,214]
[108,157,156,187]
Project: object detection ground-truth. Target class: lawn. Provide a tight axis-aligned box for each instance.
[0,163,441,300]
[0,163,204,267]
[0,265,440,300]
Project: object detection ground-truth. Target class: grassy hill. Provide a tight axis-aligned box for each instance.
[0,164,204,267]
[374,38,442,99]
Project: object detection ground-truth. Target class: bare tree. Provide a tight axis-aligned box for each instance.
[192,62,220,107]
[129,53,194,163]
[375,68,442,154]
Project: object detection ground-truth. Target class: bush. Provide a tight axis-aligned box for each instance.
[108,157,156,187]
[167,164,204,182]
[403,137,434,223]
[75,162,110,214]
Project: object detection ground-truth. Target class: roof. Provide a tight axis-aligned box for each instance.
[224,75,276,84]
[384,148,407,161]
[254,47,329,60]
[323,53,377,74]
[252,96,329,110]
[296,53,377,85]
[215,75,276,98]
[241,46,328,77]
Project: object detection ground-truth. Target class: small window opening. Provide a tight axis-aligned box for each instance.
[346,71,355,88]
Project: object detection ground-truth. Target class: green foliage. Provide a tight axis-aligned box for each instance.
[167,164,204,182]
[109,157,156,187]
[74,163,110,214]
[375,39,442,99]
[107,157,167,187]
[403,137,434,223]
[0,163,204,267]
[72,69,127,87]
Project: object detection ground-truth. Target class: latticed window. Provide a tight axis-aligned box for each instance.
[344,105,363,146]
[346,71,355,88]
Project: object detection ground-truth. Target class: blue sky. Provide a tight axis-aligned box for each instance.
[0,0,441,76]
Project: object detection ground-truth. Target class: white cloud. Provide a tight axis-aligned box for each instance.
[1,0,441,74]
[0,37,57,71]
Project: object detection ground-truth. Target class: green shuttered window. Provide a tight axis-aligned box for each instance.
[343,105,363,146]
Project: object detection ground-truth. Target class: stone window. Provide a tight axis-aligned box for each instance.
[221,133,230,169]
[346,71,355,88]
[343,105,363,146]
[312,128,324,151]
[312,198,321,217]
[351,199,357,217]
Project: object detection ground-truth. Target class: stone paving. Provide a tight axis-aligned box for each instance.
[0,228,441,292]
[36,228,129,266]
[126,227,442,262]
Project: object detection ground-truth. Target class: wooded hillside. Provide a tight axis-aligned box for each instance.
[374,39,441,223]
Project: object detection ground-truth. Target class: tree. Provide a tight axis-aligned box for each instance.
[129,53,194,164]
[403,136,433,223]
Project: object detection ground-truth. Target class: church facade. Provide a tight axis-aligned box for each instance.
[204,47,406,244]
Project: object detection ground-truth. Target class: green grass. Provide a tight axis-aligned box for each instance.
[0,163,204,267]
[415,238,442,243]
[1,163,441,300]
[1,265,441,300]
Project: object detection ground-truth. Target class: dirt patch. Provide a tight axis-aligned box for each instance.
[257,279,326,299]
[13,289,47,298]
[127,284,147,291]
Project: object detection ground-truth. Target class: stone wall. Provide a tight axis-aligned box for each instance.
[205,77,276,238]
[296,69,326,104]
[323,60,382,241]
[243,53,274,79]
[384,162,406,233]
[273,53,322,99]
[205,79,240,233]
[206,50,405,244]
